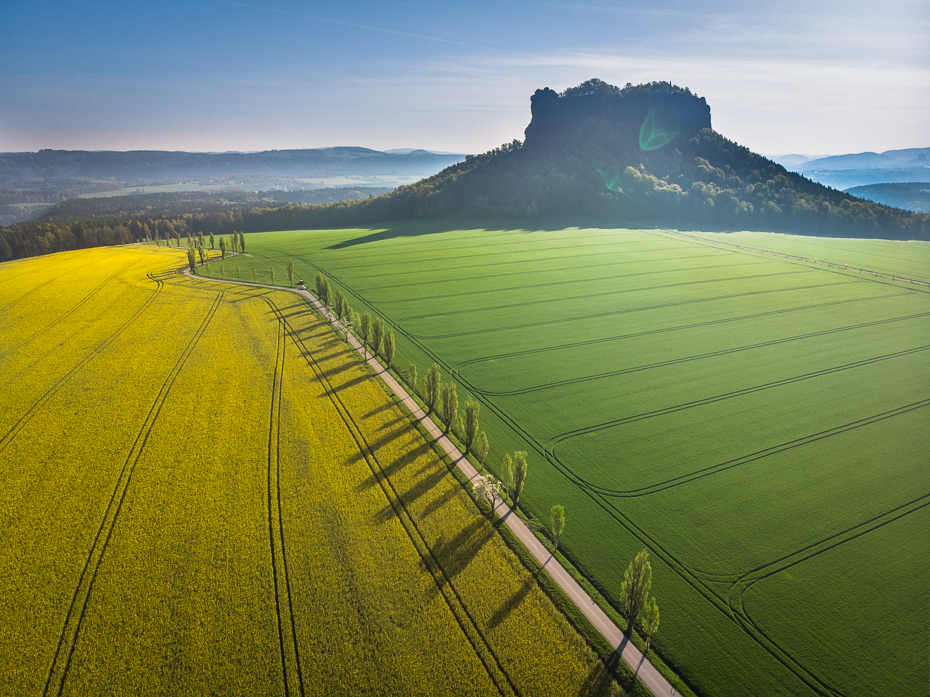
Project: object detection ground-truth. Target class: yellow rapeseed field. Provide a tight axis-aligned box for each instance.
[0,245,622,696]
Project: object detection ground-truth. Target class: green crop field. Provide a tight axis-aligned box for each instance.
[210,220,930,697]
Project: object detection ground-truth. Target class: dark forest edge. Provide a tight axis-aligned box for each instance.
[2,79,927,262]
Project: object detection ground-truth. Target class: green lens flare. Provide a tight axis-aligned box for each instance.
[597,168,630,197]
[639,109,680,151]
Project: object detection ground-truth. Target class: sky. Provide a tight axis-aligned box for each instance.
[1,0,928,157]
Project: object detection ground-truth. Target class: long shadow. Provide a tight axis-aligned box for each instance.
[332,373,369,393]
[421,486,459,518]
[487,575,535,630]
[363,402,394,418]
[579,646,625,697]
[378,415,406,431]
[397,467,448,508]
[424,517,495,594]
[322,360,355,380]
[324,216,626,250]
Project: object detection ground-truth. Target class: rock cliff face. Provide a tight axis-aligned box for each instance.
[523,79,711,149]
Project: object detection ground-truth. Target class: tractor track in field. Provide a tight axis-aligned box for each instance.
[43,291,223,697]
[0,261,132,363]
[0,273,166,456]
[467,310,930,397]
[402,279,864,340]
[592,399,930,498]
[649,227,930,292]
[543,344,930,476]
[316,238,693,275]
[395,269,814,322]
[0,251,119,315]
[256,293,520,697]
[319,228,670,265]
[344,251,728,293]
[386,258,772,309]
[266,319,305,697]
[728,491,930,629]
[452,290,916,377]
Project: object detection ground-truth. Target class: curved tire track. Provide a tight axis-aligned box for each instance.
[266,318,305,697]
[257,293,520,697]
[0,274,165,456]
[42,292,223,697]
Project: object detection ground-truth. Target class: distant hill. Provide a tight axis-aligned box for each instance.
[775,147,930,189]
[35,187,394,225]
[803,148,930,170]
[845,182,930,213]
[0,147,466,184]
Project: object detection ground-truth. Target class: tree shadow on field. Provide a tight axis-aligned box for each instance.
[325,217,618,250]
[333,373,369,393]
[322,360,355,380]
[365,402,394,418]
[420,486,459,518]
[424,517,494,595]
[374,414,405,432]
[580,646,626,697]
[358,441,431,492]
[397,466,447,507]
[487,575,535,630]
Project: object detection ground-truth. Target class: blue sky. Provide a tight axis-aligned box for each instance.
[1,1,927,155]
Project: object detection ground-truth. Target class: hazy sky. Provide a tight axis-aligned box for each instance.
[1,0,927,156]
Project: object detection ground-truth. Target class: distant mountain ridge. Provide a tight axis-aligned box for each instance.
[768,148,930,190]
[846,182,930,213]
[802,148,930,171]
[0,147,466,183]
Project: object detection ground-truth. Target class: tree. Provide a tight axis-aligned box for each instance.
[424,363,441,415]
[383,330,395,370]
[197,244,206,265]
[474,432,489,470]
[462,399,480,453]
[641,596,660,654]
[471,474,502,520]
[230,232,238,253]
[359,312,372,356]
[333,288,345,317]
[321,278,331,307]
[500,453,514,499]
[439,381,458,434]
[287,259,295,286]
[209,232,215,250]
[315,273,324,299]
[340,304,352,342]
[239,231,246,253]
[513,451,528,506]
[252,268,257,283]
[270,266,275,284]
[371,318,385,357]
[620,549,652,638]
[407,364,418,394]
[550,504,565,552]
[220,238,227,259]
[186,248,196,273]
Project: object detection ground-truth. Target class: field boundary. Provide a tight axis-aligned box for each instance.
[654,228,930,289]
[181,264,683,697]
